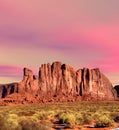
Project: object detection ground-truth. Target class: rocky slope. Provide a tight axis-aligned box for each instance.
[0,61,117,104]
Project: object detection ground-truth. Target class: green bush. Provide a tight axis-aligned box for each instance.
[33,110,55,120]
[0,113,20,130]
[95,115,114,127]
[75,113,84,125]
[59,112,76,128]
[93,110,111,121]
[82,112,92,124]
[17,110,35,116]
[19,118,51,130]
[33,111,49,120]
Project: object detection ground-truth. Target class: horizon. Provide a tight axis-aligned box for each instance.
[0,61,119,86]
[0,0,119,85]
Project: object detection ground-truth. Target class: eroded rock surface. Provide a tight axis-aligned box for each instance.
[0,83,18,98]
[39,62,77,96]
[38,62,116,101]
[0,61,117,103]
[18,68,39,93]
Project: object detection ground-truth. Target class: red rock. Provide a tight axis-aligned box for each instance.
[38,62,116,101]
[0,83,18,98]
[76,68,116,100]
[18,68,39,93]
[0,61,117,103]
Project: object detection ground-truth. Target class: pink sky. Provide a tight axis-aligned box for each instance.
[0,0,119,85]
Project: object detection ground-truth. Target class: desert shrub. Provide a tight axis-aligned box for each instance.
[93,110,110,120]
[19,118,51,130]
[93,110,114,128]
[75,111,93,125]
[0,102,119,129]
[82,112,92,124]
[33,111,49,120]
[0,113,20,130]
[0,112,7,124]
[16,110,35,116]
[38,121,52,130]
[33,110,55,120]
[47,110,56,118]
[59,112,76,128]
[75,113,84,125]
[95,115,114,128]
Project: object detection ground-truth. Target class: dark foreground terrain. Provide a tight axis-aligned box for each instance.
[0,102,119,130]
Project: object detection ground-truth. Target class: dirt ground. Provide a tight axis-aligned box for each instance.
[51,122,119,130]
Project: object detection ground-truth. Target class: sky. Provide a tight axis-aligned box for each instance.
[0,0,119,85]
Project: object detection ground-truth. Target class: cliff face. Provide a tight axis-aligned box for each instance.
[76,68,116,100]
[39,62,76,96]
[0,83,18,98]
[0,62,117,103]
[38,62,116,101]
[18,68,39,93]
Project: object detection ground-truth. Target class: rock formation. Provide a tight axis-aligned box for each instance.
[0,83,18,98]
[39,62,77,96]
[18,68,39,93]
[114,85,119,98]
[38,62,116,101]
[0,61,117,104]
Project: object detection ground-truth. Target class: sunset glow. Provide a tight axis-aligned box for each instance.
[0,0,119,85]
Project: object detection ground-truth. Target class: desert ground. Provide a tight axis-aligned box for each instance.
[0,101,119,130]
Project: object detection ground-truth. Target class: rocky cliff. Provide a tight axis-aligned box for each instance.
[0,62,117,104]
[38,62,116,101]
[114,85,119,98]
[18,68,39,93]
[0,83,18,98]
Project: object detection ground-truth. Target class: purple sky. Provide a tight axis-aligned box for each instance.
[0,0,119,85]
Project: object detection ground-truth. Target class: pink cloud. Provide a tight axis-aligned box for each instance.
[97,55,119,73]
[0,65,38,75]
[0,65,23,83]
[0,65,22,75]
[0,0,119,84]
[49,22,119,74]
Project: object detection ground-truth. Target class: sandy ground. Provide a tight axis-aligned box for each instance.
[51,122,119,130]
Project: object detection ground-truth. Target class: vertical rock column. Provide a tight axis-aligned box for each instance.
[61,64,76,95]
[18,68,39,93]
[39,62,63,95]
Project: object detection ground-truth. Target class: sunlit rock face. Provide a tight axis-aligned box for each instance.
[38,62,116,101]
[76,68,116,100]
[0,61,117,102]
[18,68,39,93]
[39,62,77,96]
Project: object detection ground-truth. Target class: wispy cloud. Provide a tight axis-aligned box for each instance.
[0,0,119,84]
[0,65,22,75]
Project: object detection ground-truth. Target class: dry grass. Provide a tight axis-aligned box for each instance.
[0,101,118,129]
